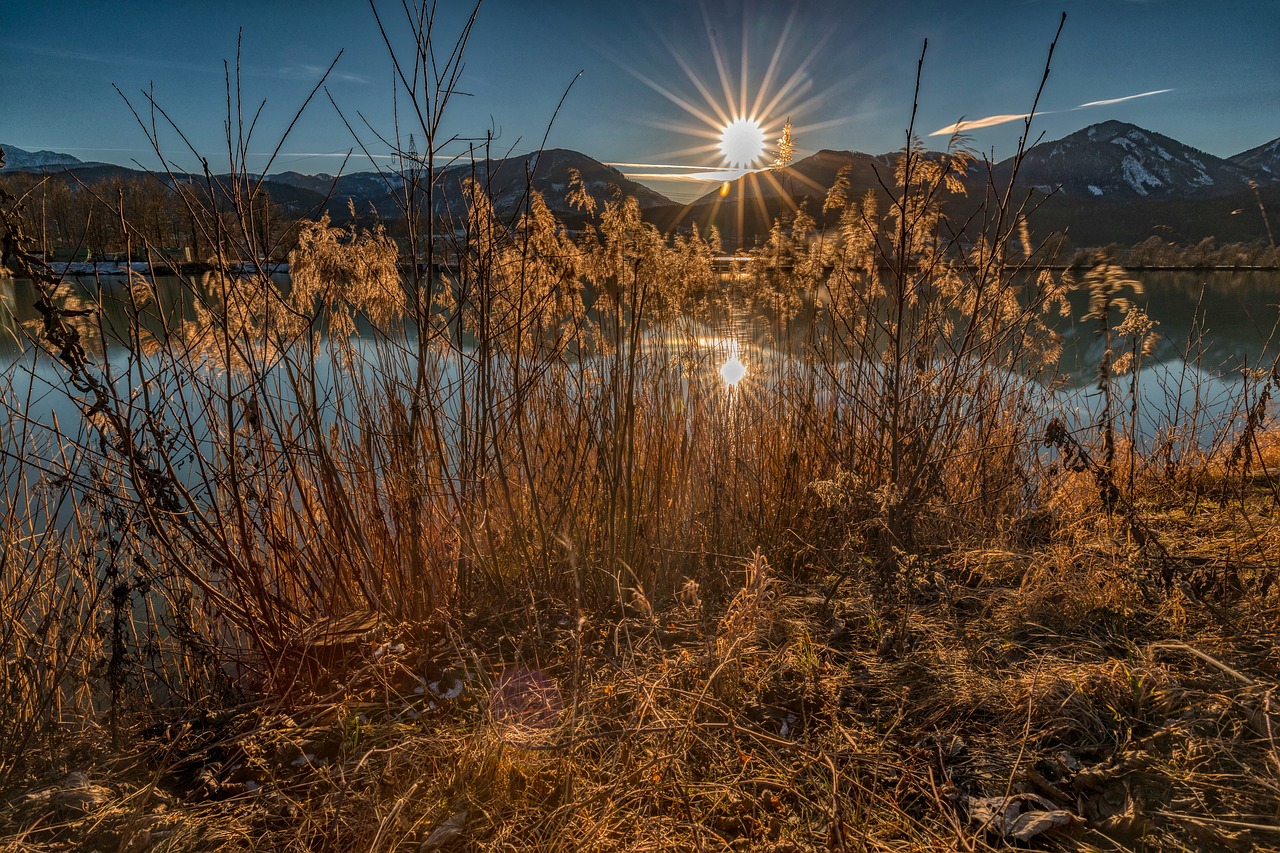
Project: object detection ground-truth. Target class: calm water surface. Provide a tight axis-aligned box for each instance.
[2,269,1277,441]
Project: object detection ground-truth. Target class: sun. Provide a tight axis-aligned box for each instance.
[719,118,766,168]
[608,6,836,205]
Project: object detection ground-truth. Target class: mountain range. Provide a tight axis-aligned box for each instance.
[4,120,1278,248]
[657,121,1280,247]
[0,146,95,172]
[0,145,668,222]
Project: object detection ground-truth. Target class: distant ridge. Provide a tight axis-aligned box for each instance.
[1229,136,1280,178]
[5,123,1280,248]
[997,120,1261,199]
[277,147,674,220]
[0,145,677,222]
[0,144,89,172]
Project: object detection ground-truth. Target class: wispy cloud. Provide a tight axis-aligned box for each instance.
[272,152,398,161]
[612,162,767,182]
[622,169,758,182]
[6,42,364,85]
[13,146,152,154]
[3,42,219,75]
[1074,88,1173,109]
[930,113,1032,137]
[279,64,369,85]
[606,162,727,171]
[929,88,1174,136]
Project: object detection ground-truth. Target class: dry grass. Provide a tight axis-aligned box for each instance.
[2,490,1278,852]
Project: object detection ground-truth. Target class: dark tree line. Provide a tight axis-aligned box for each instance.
[0,170,294,263]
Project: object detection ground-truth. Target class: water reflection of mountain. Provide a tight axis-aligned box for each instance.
[0,278,17,351]
[0,274,288,362]
[2,270,1277,380]
[1056,270,1279,386]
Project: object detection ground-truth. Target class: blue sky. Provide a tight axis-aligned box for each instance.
[3,0,1277,201]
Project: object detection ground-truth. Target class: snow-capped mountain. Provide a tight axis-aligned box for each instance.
[997,121,1259,199]
[660,122,1280,246]
[5,126,1278,249]
[683,121,1277,211]
[0,144,87,171]
[1229,137,1280,179]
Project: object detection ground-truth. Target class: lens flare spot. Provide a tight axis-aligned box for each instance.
[719,180,732,197]
[719,118,766,168]
[490,668,562,746]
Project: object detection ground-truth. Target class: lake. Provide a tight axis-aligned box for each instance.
[4,269,1276,366]
[2,269,1277,449]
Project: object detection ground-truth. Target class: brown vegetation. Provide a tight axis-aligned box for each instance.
[2,7,1278,851]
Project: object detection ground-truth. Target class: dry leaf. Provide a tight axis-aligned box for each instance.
[1010,808,1083,841]
[967,794,1081,841]
[967,795,1023,835]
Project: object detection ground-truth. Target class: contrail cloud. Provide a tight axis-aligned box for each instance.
[612,162,767,183]
[930,113,1032,137]
[1074,88,1173,109]
[621,168,761,182]
[606,162,728,171]
[929,88,1174,136]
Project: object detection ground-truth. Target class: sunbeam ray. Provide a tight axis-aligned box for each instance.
[750,10,797,121]
[606,3,850,205]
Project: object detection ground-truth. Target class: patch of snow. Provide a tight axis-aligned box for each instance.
[1110,137,1135,152]
[1088,126,1097,139]
[1120,155,1162,196]
[1127,130,1150,144]
[1156,146,1173,161]
[1088,185,1104,196]
[429,679,464,700]
[49,261,125,276]
[0,146,84,171]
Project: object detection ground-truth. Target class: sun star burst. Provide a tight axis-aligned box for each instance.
[719,118,766,168]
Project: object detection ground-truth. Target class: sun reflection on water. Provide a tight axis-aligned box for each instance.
[718,339,747,388]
